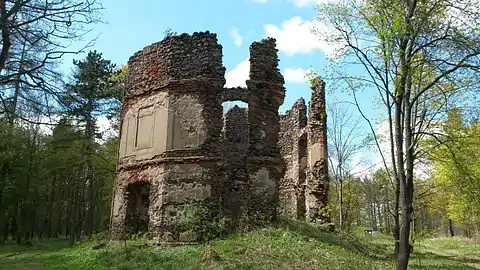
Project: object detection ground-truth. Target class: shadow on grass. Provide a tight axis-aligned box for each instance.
[0,239,70,259]
[274,218,393,261]
[0,240,74,270]
[410,250,478,270]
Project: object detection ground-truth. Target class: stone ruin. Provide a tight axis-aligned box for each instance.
[110,31,329,243]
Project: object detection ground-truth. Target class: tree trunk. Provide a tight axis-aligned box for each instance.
[384,186,391,234]
[448,219,454,237]
[7,39,27,126]
[0,0,13,73]
[376,200,382,231]
[394,95,409,269]
[339,178,343,230]
[386,83,400,255]
[84,109,95,237]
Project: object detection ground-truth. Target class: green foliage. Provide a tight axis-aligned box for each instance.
[163,27,178,38]
[427,108,480,227]
[0,50,120,244]
[329,177,365,230]
[107,65,128,132]
[174,202,232,241]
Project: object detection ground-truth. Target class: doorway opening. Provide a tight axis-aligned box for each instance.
[125,181,150,234]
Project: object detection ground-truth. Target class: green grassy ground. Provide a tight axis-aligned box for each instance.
[0,221,478,270]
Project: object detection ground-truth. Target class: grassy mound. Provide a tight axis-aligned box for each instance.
[0,220,478,269]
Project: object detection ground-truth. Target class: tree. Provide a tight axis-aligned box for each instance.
[0,0,102,82]
[327,175,365,229]
[327,101,367,230]
[62,50,116,241]
[316,0,480,268]
[427,108,480,236]
[107,65,127,133]
[0,0,103,126]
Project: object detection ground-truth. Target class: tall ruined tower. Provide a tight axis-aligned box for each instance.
[110,32,288,242]
[110,32,226,241]
[305,77,329,223]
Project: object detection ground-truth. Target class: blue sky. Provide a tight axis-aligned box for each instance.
[60,0,373,112]
[60,0,384,174]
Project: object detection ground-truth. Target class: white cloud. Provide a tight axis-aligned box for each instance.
[225,59,250,88]
[349,152,371,178]
[283,67,310,83]
[289,0,340,7]
[264,16,343,57]
[97,116,118,141]
[230,28,243,46]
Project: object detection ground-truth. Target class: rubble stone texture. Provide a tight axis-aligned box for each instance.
[277,78,330,223]
[110,32,329,243]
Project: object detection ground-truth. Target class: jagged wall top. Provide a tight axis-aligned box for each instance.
[248,37,284,85]
[125,31,226,97]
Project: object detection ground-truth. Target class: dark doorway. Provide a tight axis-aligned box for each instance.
[125,182,150,234]
[297,134,307,220]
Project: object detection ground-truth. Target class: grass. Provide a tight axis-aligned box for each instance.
[414,236,480,269]
[0,220,478,270]
[421,237,480,256]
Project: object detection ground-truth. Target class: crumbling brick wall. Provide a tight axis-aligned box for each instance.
[221,106,249,230]
[278,98,307,218]
[277,77,330,223]
[110,32,328,243]
[305,77,330,223]
[246,38,286,227]
[111,32,226,242]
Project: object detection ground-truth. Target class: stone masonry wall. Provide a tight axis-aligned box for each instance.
[111,32,225,242]
[278,98,307,219]
[305,77,330,223]
[125,31,225,98]
[246,38,285,227]
[222,106,249,230]
[277,77,330,223]
[111,32,329,242]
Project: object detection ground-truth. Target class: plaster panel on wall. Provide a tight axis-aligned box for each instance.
[308,142,324,166]
[135,106,155,150]
[119,118,130,157]
[119,92,171,160]
[169,95,206,150]
[153,105,169,155]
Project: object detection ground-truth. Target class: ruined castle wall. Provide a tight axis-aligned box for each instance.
[222,106,249,229]
[222,87,249,103]
[246,38,285,226]
[305,78,330,223]
[110,32,327,241]
[278,98,307,218]
[125,32,225,97]
[111,32,226,241]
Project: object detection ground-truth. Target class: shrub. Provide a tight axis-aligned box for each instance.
[174,202,232,241]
